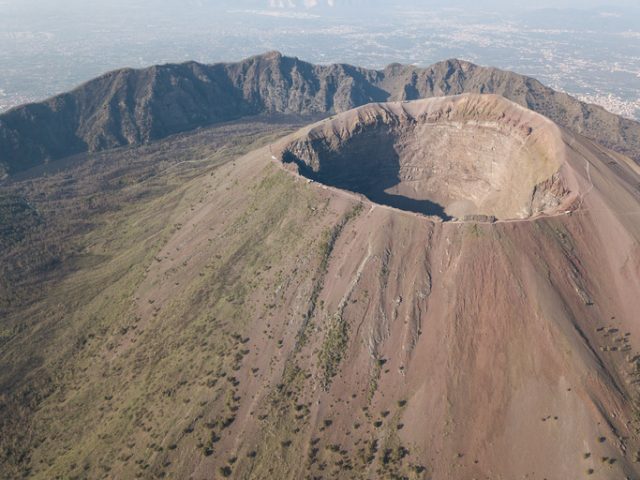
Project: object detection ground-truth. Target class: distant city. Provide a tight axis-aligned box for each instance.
[1,2,639,120]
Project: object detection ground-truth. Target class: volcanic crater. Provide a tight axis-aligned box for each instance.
[281,94,573,221]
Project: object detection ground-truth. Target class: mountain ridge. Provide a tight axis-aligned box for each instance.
[1,51,639,177]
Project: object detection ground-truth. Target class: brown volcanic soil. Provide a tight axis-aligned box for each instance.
[130,95,640,479]
[279,94,575,221]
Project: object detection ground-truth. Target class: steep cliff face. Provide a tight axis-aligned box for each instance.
[1,52,639,176]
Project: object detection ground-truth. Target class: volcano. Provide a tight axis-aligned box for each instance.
[131,94,640,479]
[1,76,640,479]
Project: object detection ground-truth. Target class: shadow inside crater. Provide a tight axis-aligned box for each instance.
[282,135,452,221]
[366,191,451,220]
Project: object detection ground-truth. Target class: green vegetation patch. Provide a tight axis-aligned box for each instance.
[319,313,349,389]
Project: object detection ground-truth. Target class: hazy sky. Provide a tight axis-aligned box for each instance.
[2,0,640,11]
[1,0,638,116]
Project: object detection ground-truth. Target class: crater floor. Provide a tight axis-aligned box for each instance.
[280,94,573,221]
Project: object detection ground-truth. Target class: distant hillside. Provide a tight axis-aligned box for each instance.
[1,51,639,176]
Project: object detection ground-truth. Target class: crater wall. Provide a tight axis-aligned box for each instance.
[281,94,572,220]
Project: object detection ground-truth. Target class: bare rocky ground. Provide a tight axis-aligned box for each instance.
[1,95,640,480]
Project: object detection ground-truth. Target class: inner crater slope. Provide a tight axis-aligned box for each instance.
[278,93,576,220]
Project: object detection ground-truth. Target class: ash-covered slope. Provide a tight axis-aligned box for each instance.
[138,96,640,479]
[3,95,639,479]
[1,51,639,176]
